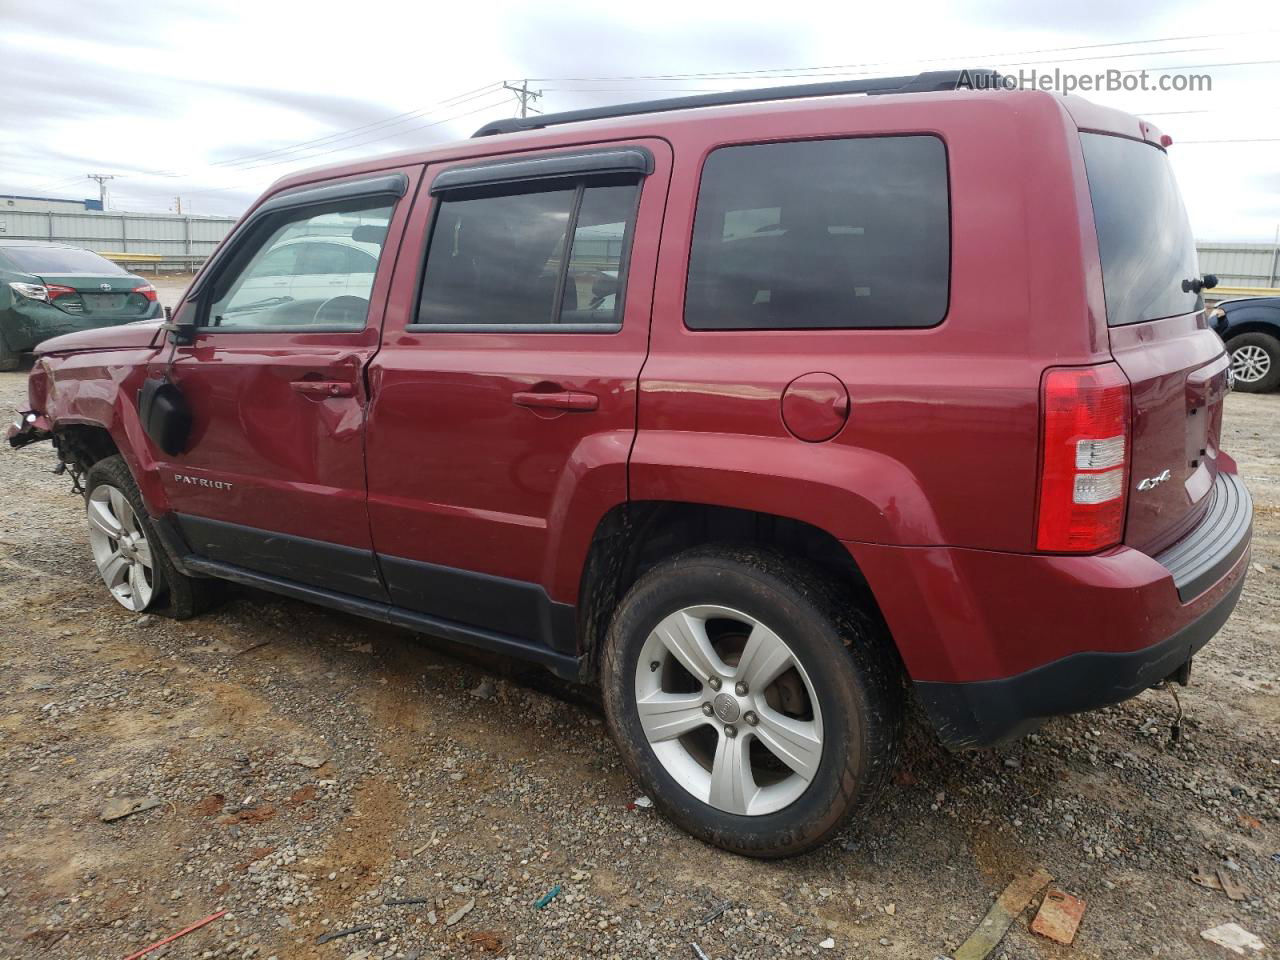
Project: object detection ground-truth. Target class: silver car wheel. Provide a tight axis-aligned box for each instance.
[1231,344,1272,384]
[634,604,824,816]
[87,484,156,612]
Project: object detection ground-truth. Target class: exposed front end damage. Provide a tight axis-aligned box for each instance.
[6,410,52,449]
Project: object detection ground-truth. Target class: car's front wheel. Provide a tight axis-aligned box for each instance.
[1228,332,1280,393]
[84,455,221,619]
[600,546,902,857]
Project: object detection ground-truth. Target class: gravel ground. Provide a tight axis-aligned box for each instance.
[150,273,198,311]
[0,370,1276,960]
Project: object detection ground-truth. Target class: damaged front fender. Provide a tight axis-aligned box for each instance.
[6,410,53,449]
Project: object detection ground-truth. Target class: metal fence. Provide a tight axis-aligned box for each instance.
[2,205,1279,289]
[0,208,237,271]
[1196,241,1280,289]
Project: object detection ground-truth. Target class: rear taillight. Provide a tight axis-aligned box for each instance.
[1036,364,1131,553]
[46,284,78,300]
[132,283,158,302]
[9,281,49,301]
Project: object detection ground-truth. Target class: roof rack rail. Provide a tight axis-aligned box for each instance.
[473,68,1001,138]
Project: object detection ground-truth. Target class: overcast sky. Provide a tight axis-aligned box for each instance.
[2,0,1278,241]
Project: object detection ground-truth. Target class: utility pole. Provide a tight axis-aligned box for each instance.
[173,196,183,215]
[503,80,543,118]
[87,174,117,209]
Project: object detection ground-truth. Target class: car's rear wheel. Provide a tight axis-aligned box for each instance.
[600,546,902,858]
[84,455,222,619]
[1228,332,1280,393]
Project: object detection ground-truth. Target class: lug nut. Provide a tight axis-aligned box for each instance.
[702,702,714,717]
[708,677,722,691]
[735,681,748,696]
[724,725,737,738]
[649,660,660,672]
[744,711,759,726]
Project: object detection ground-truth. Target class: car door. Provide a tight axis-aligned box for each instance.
[365,141,670,656]
[154,168,421,600]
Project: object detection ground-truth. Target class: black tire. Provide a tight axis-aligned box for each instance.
[1227,332,1280,393]
[83,455,223,619]
[600,546,903,858]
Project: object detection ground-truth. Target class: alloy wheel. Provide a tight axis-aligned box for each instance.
[1231,344,1272,384]
[633,604,824,816]
[86,484,156,611]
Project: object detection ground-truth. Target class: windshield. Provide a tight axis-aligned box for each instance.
[1080,132,1200,327]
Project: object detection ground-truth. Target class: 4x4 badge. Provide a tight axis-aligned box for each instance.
[1137,469,1171,491]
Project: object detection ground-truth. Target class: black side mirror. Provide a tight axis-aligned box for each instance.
[161,319,197,346]
[138,378,192,455]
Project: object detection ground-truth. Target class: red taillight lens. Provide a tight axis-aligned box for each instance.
[1036,364,1131,553]
[132,283,158,302]
[46,284,78,300]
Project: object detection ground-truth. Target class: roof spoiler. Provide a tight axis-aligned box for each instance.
[472,68,1002,138]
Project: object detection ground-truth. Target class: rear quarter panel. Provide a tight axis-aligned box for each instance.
[636,91,1106,552]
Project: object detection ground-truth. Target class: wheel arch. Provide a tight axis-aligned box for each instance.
[575,500,892,675]
[53,422,120,474]
[1223,314,1280,342]
[39,353,169,513]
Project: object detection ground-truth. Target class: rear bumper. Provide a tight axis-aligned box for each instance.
[849,469,1252,749]
[914,571,1244,748]
[1,301,160,351]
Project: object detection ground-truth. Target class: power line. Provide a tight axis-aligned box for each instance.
[178,96,515,200]
[227,89,512,172]
[212,82,504,169]
[525,31,1274,82]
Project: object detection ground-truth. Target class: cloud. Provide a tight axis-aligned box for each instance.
[1,0,222,47]
[968,0,1199,32]
[0,49,174,131]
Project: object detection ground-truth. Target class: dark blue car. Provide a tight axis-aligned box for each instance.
[1209,296,1280,393]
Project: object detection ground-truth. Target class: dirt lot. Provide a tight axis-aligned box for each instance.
[0,370,1276,960]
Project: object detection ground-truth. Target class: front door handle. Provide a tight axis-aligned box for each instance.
[291,380,355,398]
[512,390,599,412]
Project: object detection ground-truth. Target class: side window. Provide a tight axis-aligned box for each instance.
[415,175,640,330]
[685,136,950,330]
[245,245,298,279]
[207,198,394,330]
[296,242,352,276]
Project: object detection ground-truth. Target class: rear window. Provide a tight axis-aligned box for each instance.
[0,246,124,275]
[684,135,950,330]
[416,176,640,330]
[1080,133,1200,326]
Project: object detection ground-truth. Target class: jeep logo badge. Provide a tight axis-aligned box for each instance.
[1137,469,1171,492]
[712,693,741,723]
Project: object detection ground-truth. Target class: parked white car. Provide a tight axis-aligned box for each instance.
[218,236,381,317]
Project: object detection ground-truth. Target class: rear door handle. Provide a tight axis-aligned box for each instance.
[291,380,355,398]
[512,390,599,412]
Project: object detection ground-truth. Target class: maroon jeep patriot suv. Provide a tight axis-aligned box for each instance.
[9,70,1252,857]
